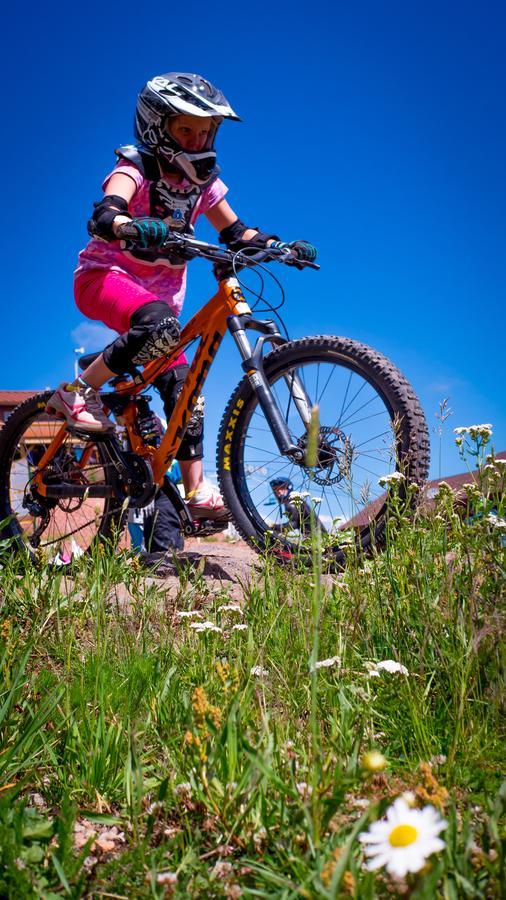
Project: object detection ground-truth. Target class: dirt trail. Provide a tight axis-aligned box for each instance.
[140,537,260,603]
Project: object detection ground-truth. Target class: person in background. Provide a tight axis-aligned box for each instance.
[269,478,327,536]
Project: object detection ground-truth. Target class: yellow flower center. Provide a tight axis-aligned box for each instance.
[389,824,418,847]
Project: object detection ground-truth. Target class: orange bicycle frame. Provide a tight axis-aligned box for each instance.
[33,277,253,495]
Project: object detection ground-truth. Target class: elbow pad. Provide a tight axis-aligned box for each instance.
[219,218,279,251]
[88,195,132,241]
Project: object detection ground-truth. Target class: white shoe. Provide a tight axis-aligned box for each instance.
[186,483,229,521]
[46,383,115,433]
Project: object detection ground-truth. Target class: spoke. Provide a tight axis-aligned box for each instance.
[326,481,349,523]
[284,369,296,423]
[247,423,279,435]
[316,363,338,407]
[339,400,386,429]
[244,443,289,460]
[337,370,353,429]
[355,430,392,449]
[338,379,368,425]
[355,449,395,462]
[353,461,389,480]
[247,460,296,495]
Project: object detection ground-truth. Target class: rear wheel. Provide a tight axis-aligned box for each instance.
[0,392,125,560]
[217,336,430,568]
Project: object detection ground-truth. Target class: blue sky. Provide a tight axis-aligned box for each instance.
[2,1,504,478]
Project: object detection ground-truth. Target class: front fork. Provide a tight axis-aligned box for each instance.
[228,315,313,462]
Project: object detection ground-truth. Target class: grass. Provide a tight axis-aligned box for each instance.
[0,444,504,897]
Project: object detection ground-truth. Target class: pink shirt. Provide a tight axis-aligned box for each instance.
[75,160,228,317]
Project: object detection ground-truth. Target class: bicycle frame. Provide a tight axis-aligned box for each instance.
[32,275,311,500]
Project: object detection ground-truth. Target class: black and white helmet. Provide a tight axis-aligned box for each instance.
[134,72,240,186]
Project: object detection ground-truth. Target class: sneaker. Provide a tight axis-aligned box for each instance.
[186,482,230,521]
[46,382,115,433]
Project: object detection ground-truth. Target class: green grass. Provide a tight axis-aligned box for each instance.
[0,451,504,897]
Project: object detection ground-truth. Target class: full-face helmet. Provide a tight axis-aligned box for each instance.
[134,72,240,186]
[270,478,293,497]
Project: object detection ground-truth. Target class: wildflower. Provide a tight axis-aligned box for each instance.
[310,655,341,672]
[190,621,222,633]
[415,762,449,809]
[351,797,370,810]
[211,860,234,879]
[250,665,269,677]
[173,782,192,796]
[359,797,447,878]
[219,603,243,613]
[454,424,493,439]
[252,826,267,848]
[156,871,178,886]
[296,782,313,800]
[176,610,203,619]
[376,660,409,675]
[378,471,405,487]
[361,750,387,772]
[146,801,164,815]
[435,481,454,498]
[429,755,447,769]
[232,623,248,631]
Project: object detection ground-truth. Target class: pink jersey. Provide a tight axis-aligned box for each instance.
[75,159,228,317]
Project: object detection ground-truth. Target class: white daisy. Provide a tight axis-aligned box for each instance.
[176,610,203,619]
[359,798,446,878]
[232,623,248,631]
[219,603,243,613]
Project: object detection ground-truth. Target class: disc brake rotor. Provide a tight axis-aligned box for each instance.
[298,425,353,486]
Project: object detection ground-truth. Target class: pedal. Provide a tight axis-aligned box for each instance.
[192,517,230,537]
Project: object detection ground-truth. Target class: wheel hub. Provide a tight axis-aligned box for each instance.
[297,425,353,486]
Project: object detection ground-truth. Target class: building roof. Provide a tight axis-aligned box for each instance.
[348,450,506,527]
[0,391,39,406]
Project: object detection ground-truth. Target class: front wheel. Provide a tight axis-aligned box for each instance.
[217,336,430,568]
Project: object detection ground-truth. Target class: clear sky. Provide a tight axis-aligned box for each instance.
[2,0,504,479]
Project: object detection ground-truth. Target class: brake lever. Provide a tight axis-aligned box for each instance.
[273,249,320,271]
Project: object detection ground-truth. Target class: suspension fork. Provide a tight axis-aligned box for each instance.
[227,315,313,461]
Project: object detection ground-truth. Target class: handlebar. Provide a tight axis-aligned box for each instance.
[120,227,319,271]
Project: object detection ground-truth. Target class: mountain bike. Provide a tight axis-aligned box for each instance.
[0,234,430,569]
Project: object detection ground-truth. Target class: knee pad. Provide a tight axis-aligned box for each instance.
[130,302,181,366]
[155,365,204,460]
[186,394,205,436]
[102,301,181,374]
[131,315,181,365]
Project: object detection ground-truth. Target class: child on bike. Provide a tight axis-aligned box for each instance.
[47,72,317,521]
